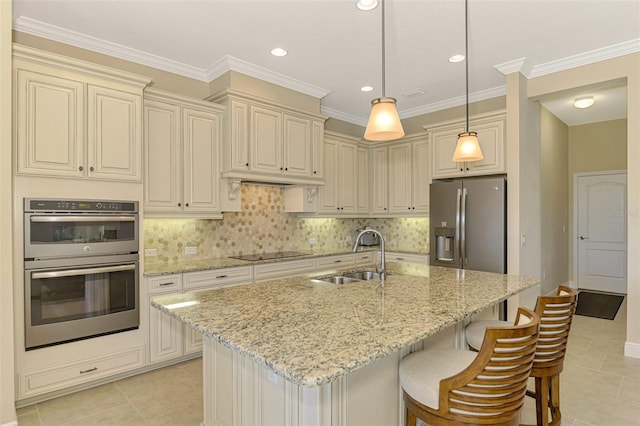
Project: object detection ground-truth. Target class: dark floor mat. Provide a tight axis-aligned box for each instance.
[575,291,624,320]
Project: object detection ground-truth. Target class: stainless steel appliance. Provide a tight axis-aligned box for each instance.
[429,176,506,273]
[24,198,139,350]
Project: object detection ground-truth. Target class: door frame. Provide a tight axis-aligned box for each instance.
[572,169,627,290]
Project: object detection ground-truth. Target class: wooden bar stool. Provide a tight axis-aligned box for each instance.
[399,307,540,425]
[464,286,578,426]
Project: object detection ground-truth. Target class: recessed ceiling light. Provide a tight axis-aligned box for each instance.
[402,88,425,98]
[574,96,594,109]
[361,85,374,92]
[356,0,378,11]
[449,54,465,63]
[270,47,288,57]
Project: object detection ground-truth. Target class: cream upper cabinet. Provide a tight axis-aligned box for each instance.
[144,89,224,218]
[370,135,430,216]
[317,132,358,214]
[427,111,506,179]
[356,146,369,214]
[371,146,388,214]
[207,90,326,185]
[13,45,150,181]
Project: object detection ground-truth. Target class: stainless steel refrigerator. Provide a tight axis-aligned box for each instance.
[430,176,506,274]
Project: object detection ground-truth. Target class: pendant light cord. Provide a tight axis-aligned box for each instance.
[381,0,386,98]
[465,0,469,133]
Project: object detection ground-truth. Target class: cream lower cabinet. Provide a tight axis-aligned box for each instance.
[13,45,149,181]
[144,89,224,218]
[317,132,359,214]
[427,111,506,179]
[147,266,254,365]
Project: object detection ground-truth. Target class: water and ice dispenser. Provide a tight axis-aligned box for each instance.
[434,227,455,262]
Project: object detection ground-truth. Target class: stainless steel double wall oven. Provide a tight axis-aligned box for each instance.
[24,198,140,350]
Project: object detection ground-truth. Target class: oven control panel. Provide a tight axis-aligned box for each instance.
[25,198,138,213]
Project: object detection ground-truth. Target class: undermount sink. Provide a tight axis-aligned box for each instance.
[311,270,381,285]
[343,271,380,281]
[312,276,363,284]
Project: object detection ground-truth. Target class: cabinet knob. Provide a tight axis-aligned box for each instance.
[78,166,83,171]
[178,202,182,207]
[284,167,288,171]
[408,207,411,210]
[460,168,463,171]
[89,166,94,172]
[280,167,284,171]
[186,203,189,207]
[313,170,317,174]
[466,167,469,171]
[412,206,415,210]
[245,163,249,167]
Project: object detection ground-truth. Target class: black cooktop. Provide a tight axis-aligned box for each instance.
[229,251,308,261]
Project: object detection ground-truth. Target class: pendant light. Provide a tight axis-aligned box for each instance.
[452,0,483,162]
[364,0,404,141]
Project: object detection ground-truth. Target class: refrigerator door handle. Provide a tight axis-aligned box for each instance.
[461,187,468,265]
[455,188,462,266]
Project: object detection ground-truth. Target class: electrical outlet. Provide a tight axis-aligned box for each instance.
[185,246,197,255]
[309,238,317,246]
[144,248,158,256]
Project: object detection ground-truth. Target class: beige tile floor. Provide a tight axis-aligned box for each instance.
[16,298,640,425]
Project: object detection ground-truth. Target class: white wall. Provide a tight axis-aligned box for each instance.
[527,53,640,358]
[540,106,569,295]
[1,0,17,424]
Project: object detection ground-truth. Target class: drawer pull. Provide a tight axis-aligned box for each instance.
[158,282,174,287]
[334,260,342,263]
[79,367,97,374]
[395,257,405,261]
[215,275,228,279]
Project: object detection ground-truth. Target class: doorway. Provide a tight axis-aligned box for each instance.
[574,171,627,294]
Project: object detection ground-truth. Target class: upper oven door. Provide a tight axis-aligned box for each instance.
[25,213,139,259]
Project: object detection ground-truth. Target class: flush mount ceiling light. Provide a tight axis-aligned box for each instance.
[356,0,378,11]
[270,47,288,57]
[574,96,594,109]
[449,54,465,63]
[452,0,483,162]
[364,0,404,142]
[361,85,374,92]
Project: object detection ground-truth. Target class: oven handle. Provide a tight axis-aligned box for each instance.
[31,264,136,279]
[30,216,136,223]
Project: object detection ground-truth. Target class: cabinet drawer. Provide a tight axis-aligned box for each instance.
[19,346,144,398]
[315,254,355,269]
[183,266,253,290]
[147,274,182,295]
[385,252,429,264]
[253,259,316,281]
[355,251,375,265]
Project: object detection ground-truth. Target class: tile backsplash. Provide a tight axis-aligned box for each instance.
[144,184,429,263]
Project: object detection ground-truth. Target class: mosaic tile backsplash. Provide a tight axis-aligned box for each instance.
[144,185,429,263]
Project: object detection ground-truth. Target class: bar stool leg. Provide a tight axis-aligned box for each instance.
[535,376,550,426]
[549,374,561,425]
[406,407,417,426]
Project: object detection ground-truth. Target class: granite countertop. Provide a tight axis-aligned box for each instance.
[151,263,538,387]
[143,246,426,277]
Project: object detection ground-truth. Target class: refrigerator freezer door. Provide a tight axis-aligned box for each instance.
[429,180,463,268]
[462,177,506,273]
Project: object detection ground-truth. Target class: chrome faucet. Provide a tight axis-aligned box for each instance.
[353,228,385,281]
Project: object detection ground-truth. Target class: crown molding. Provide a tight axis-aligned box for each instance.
[320,106,368,127]
[529,38,640,78]
[399,86,507,119]
[205,55,329,100]
[494,57,533,76]
[13,16,209,81]
[495,39,640,78]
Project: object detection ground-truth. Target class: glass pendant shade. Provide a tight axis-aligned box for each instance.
[364,97,405,141]
[452,131,483,162]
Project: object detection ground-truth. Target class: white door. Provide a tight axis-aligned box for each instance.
[577,172,627,293]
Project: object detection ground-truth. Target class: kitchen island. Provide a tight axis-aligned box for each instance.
[152,263,538,426]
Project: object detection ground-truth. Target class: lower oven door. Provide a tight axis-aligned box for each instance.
[25,254,139,350]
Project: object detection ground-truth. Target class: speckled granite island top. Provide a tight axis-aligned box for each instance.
[151,264,538,387]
